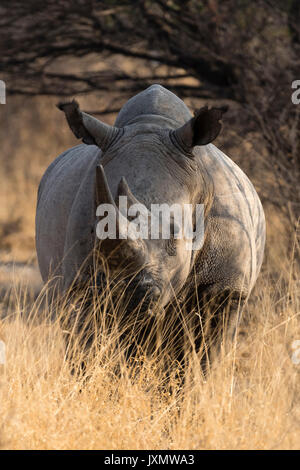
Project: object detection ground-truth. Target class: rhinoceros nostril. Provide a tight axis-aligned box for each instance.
[126,281,161,310]
[150,285,161,301]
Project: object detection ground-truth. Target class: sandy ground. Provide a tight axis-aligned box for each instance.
[0,262,42,290]
[0,263,43,318]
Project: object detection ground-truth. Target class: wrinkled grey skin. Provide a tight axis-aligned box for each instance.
[36,85,265,319]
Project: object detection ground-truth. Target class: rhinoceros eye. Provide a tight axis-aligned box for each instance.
[166,237,177,256]
[165,219,181,256]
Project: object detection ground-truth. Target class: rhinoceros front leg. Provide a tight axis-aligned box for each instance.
[176,287,246,369]
[193,289,247,368]
[59,271,107,373]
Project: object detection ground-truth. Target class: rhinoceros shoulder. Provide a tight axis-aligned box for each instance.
[192,143,265,294]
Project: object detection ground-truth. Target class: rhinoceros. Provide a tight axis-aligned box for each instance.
[36,84,265,351]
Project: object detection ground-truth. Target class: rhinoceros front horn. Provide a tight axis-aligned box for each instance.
[95,165,137,245]
[172,105,228,150]
[57,100,121,151]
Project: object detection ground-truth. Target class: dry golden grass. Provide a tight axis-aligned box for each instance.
[0,259,299,450]
[0,96,299,450]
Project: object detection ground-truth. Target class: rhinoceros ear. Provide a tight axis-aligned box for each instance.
[172,105,228,151]
[57,100,121,151]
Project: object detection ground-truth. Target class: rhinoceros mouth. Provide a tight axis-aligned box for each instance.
[124,278,162,314]
[95,270,162,313]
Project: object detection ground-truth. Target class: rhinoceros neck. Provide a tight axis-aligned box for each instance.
[125,113,181,129]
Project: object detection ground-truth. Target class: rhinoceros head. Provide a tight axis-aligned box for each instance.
[58,99,227,312]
